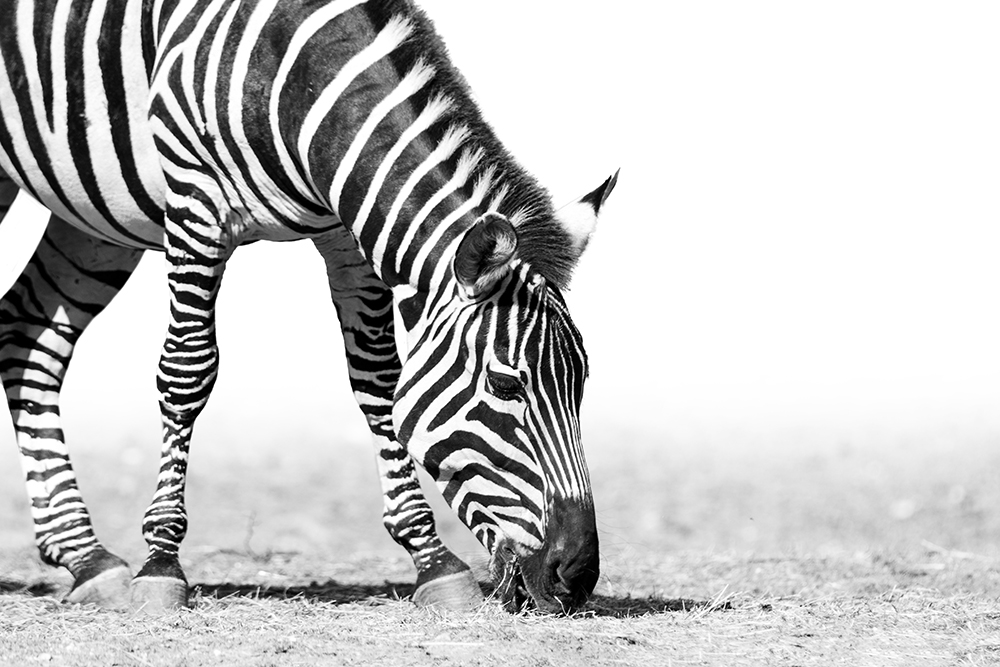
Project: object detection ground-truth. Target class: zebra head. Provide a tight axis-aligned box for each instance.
[394,173,617,613]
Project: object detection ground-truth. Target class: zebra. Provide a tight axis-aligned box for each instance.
[0,0,616,614]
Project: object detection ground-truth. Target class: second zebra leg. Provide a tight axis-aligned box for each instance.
[129,180,234,613]
[314,232,482,611]
[0,216,143,608]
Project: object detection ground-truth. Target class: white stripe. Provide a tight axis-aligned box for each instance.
[12,0,96,235]
[122,0,168,223]
[147,117,200,166]
[423,162,496,291]
[297,15,413,198]
[82,0,128,226]
[152,0,169,41]
[269,0,369,201]
[375,122,467,273]
[154,0,199,75]
[46,0,71,139]
[536,330,584,499]
[222,0,290,208]
[349,66,444,241]
[184,0,235,136]
[329,60,435,217]
[395,146,482,276]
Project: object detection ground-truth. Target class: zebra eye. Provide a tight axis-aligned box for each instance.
[487,369,525,401]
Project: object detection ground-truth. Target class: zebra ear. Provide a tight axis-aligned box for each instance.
[454,213,518,299]
[555,169,620,255]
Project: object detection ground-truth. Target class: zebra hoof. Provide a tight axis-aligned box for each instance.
[129,577,189,614]
[65,565,132,610]
[412,570,483,612]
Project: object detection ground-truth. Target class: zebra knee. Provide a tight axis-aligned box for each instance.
[157,348,220,423]
[32,508,101,568]
[381,503,437,554]
[141,503,189,559]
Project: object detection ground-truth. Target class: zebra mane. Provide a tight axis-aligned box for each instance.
[364,0,581,289]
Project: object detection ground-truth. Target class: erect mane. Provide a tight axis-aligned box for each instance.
[363,0,581,289]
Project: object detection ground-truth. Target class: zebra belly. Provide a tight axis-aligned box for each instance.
[0,0,167,250]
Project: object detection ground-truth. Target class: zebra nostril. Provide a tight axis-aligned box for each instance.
[557,562,575,590]
[545,499,600,594]
[548,559,571,595]
[555,554,596,593]
[541,538,600,609]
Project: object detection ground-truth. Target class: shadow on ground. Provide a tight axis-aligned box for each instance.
[2,575,730,618]
[0,578,61,597]
[585,593,732,617]
[194,580,418,605]
[194,580,726,618]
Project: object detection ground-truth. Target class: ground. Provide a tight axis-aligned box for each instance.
[2,421,1000,665]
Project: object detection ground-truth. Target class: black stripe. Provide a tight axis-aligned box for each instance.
[7,400,60,416]
[396,311,476,442]
[32,0,56,131]
[427,308,488,430]
[0,111,42,201]
[0,9,92,228]
[210,0,327,230]
[424,431,542,509]
[234,4,329,217]
[99,0,165,227]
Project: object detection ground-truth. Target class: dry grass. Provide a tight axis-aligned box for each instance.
[2,548,1000,666]
[2,426,1000,665]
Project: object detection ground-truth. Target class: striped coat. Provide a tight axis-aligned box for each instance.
[0,0,616,613]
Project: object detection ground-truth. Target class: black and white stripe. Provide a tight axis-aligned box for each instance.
[0,0,614,611]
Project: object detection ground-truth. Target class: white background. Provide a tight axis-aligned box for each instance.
[1,1,998,462]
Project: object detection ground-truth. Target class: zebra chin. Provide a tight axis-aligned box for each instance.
[488,498,600,614]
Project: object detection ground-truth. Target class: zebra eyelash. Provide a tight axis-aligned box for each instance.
[486,368,525,402]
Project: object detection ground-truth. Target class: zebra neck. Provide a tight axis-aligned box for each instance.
[339,132,506,290]
[293,25,510,292]
[148,0,560,295]
[260,4,553,290]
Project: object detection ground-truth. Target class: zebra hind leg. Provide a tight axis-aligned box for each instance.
[0,215,144,609]
[314,232,483,611]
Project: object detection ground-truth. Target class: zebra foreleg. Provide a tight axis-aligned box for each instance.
[0,216,143,609]
[130,179,234,613]
[313,233,482,611]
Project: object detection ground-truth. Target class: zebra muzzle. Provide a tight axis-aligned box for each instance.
[489,498,600,614]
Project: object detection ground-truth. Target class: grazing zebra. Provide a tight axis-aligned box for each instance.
[0,0,616,614]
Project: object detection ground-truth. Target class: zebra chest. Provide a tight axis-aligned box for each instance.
[147,80,338,245]
[157,131,339,245]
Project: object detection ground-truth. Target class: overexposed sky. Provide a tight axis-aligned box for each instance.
[1,1,998,458]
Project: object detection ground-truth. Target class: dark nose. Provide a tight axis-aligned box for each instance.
[542,496,600,609]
